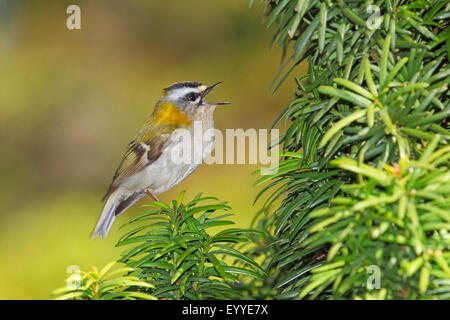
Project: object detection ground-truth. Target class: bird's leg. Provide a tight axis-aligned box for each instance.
[145,189,159,202]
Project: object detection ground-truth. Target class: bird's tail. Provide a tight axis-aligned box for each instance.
[91,190,143,239]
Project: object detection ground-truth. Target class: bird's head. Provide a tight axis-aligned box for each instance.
[159,81,230,113]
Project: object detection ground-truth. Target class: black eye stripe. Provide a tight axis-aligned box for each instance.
[184,92,200,102]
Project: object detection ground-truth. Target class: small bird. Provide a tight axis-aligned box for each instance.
[92,81,229,239]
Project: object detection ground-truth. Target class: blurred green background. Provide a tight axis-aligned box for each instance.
[0,0,301,299]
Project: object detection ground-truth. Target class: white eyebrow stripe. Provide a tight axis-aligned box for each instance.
[166,87,203,100]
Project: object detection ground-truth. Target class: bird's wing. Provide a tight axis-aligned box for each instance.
[102,122,181,201]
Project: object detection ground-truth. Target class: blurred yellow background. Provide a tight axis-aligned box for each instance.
[0,0,300,299]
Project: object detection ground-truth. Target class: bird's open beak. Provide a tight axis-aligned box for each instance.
[202,82,230,106]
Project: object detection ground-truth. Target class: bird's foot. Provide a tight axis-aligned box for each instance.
[145,189,159,202]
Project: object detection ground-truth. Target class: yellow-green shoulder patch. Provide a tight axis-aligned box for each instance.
[154,102,192,127]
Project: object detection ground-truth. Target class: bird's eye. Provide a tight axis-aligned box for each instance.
[185,92,199,102]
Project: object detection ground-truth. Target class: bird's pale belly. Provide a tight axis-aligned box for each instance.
[121,135,214,196]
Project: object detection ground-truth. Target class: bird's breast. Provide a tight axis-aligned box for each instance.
[123,116,215,195]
